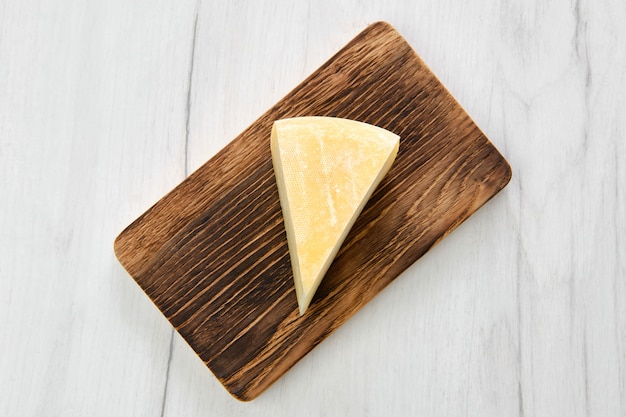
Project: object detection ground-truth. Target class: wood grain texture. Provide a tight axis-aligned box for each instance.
[114,22,511,400]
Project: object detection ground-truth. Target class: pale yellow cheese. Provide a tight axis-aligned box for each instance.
[271,117,399,315]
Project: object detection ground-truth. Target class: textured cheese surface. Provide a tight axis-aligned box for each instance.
[271,117,399,315]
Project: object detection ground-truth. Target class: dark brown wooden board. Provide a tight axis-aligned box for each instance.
[114,21,511,401]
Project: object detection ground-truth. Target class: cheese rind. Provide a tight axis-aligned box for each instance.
[271,117,399,315]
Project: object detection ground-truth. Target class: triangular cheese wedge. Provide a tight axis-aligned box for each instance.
[271,117,400,315]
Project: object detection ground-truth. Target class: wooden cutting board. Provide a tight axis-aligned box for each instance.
[114,21,511,401]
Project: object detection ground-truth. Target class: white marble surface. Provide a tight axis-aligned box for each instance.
[1,0,624,415]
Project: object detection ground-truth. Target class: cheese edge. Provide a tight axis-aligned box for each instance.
[271,124,307,314]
